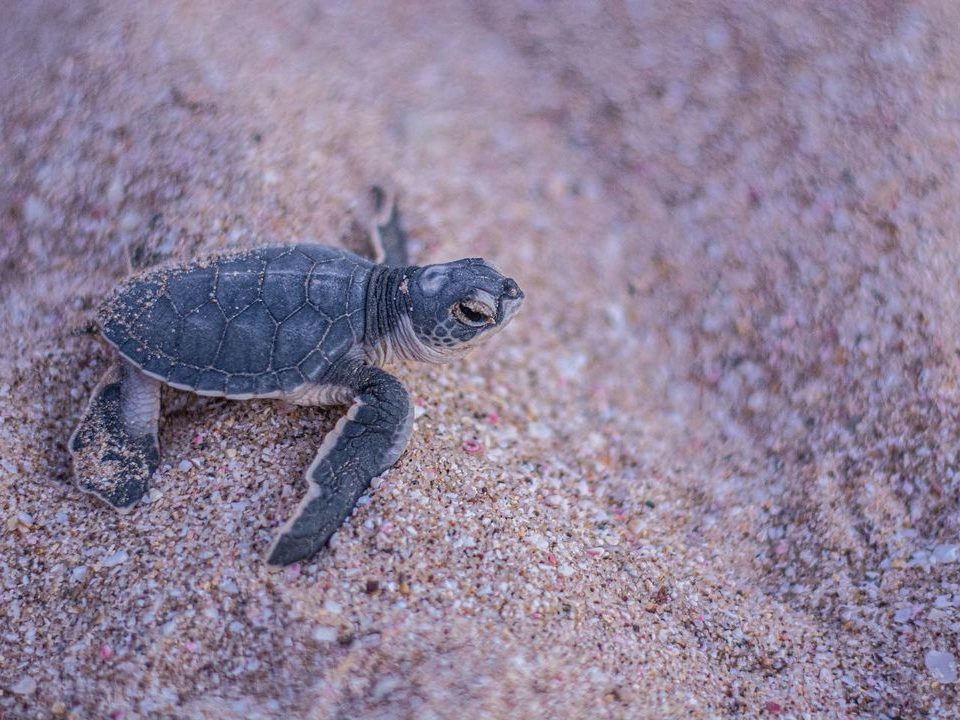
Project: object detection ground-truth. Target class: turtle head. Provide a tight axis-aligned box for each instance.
[392,259,524,363]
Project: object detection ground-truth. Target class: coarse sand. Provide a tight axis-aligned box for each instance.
[2,1,960,718]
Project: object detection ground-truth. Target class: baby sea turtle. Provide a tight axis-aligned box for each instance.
[70,189,524,565]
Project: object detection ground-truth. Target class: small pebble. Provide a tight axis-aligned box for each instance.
[313,626,339,643]
[932,544,958,564]
[893,607,914,623]
[23,195,49,226]
[527,533,549,551]
[544,494,564,507]
[178,460,193,472]
[11,675,37,696]
[925,650,958,683]
[462,439,484,455]
[102,550,129,567]
[528,422,554,440]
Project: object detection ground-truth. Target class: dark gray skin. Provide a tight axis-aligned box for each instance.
[69,192,524,565]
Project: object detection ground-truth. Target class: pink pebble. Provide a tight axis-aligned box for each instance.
[192,434,204,445]
[99,644,113,660]
[285,562,301,579]
[487,411,500,425]
[462,439,484,456]
[765,701,782,714]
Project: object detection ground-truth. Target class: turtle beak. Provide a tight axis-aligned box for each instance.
[497,278,524,325]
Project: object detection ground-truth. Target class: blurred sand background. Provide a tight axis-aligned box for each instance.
[2,1,960,718]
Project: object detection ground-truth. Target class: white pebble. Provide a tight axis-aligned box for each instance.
[893,607,913,623]
[371,674,402,701]
[220,578,239,594]
[528,422,554,440]
[527,533,549,551]
[178,460,193,472]
[932,544,959,564]
[23,195,49,226]
[558,564,575,577]
[312,626,338,643]
[11,675,37,696]
[71,565,87,581]
[704,23,730,51]
[102,550,129,567]
[144,488,164,504]
[925,650,958,683]
[544,494,564,508]
[323,600,343,615]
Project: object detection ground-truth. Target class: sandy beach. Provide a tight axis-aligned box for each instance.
[2,1,960,717]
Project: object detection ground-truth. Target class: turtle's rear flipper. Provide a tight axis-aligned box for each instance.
[69,359,161,512]
[342,185,411,267]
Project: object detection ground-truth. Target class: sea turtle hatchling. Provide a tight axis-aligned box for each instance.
[69,189,524,565]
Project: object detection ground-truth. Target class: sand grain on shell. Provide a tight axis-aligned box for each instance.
[2,1,960,718]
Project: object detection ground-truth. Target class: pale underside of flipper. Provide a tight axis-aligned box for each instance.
[69,359,161,512]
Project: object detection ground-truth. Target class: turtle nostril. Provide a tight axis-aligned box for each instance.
[503,279,521,298]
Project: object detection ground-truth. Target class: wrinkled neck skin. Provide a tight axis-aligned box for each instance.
[364,266,448,366]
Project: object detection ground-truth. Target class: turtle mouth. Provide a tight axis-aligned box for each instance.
[497,279,524,326]
[497,296,523,327]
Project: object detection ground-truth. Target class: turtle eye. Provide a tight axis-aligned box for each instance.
[452,299,495,327]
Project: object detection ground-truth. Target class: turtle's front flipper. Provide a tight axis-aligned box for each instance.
[69,359,161,512]
[266,366,413,565]
[342,185,411,266]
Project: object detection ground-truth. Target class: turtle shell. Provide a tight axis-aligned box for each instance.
[98,245,373,397]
